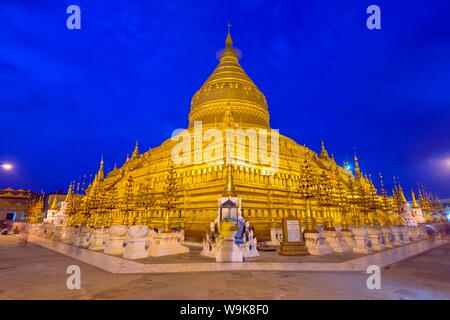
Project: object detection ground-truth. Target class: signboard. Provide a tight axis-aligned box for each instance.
[279,216,309,256]
[286,220,300,242]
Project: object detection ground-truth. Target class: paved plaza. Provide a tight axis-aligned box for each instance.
[1,235,449,300]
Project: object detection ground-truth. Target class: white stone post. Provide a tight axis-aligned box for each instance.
[75,226,91,248]
[52,225,65,241]
[366,226,385,251]
[148,231,190,257]
[37,224,45,237]
[88,229,108,251]
[104,225,128,255]
[380,226,394,248]
[351,227,372,254]
[304,232,333,255]
[341,230,355,248]
[390,226,403,246]
[123,226,150,260]
[62,226,77,244]
[400,226,411,244]
[322,230,352,253]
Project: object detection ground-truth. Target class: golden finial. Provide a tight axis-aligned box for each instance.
[50,194,58,211]
[319,140,329,159]
[132,140,139,159]
[353,150,361,178]
[411,190,420,208]
[226,22,233,47]
[398,185,407,203]
[65,182,73,202]
[96,155,104,181]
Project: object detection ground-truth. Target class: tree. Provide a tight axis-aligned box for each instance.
[162,162,178,232]
[317,170,334,230]
[298,158,318,233]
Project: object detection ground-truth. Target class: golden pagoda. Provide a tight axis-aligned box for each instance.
[76,29,394,240]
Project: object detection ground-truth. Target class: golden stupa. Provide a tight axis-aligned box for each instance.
[68,29,401,240]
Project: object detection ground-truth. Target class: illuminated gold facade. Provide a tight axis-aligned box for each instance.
[66,31,442,240]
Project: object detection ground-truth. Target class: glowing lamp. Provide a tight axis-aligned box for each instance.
[1,164,13,170]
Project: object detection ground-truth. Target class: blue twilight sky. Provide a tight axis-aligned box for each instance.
[0,0,449,198]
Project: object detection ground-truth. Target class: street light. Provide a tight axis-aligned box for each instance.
[1,163,13,170]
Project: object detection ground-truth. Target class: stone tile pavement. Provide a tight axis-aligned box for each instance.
[1,235,449,299]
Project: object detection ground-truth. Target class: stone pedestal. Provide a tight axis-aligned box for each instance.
[123,226,150,260]
[44,224,56,239]
[367,227,385,251]
[88,229,107,251]
[380,226,394,248]
[22,223,31,233]
[408,228,419,241]
[352,227,372,254]
[400,226,411,244]
[37,224,45,237]
[104,225,128,255]
[52,225,65,241]
[30,223,40,235]
[148,231,189,257]
[340,230,354,248]
[62,226,77,244]
[145,229,157,248]
[390,226,403,246]
[322,230,352,253]
[75,226,91,248]
[215,232,244,262]
[304,232,333,255]
[417,225,428,239]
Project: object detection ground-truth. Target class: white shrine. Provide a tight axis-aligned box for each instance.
[201,165,259,262]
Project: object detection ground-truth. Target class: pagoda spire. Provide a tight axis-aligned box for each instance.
[411,190,420,208]
[353,153,362,179]
[65,182,74,203]
[226,22,233,47]
[223,164,237,197]
[132,140,140,159]
[319,140,329,159]
[50,194,58,211]
[96,155,104,182]
[398,185,407,203]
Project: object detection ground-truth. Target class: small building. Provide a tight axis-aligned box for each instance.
[441,198,450,220]
[44,193,67,222]
[0,188,31,222]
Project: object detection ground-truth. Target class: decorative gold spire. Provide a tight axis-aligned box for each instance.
[50,194,58,211]
[96,156,104,182]
[188,26,270,128]
[353,153,362,178]
[226,22,233,47]
[65,182,73,203]
[398,185,407,203]
[132,140,139,159]
[223,164,237,197]
[319,140,329,159]
[411,190,420,208]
